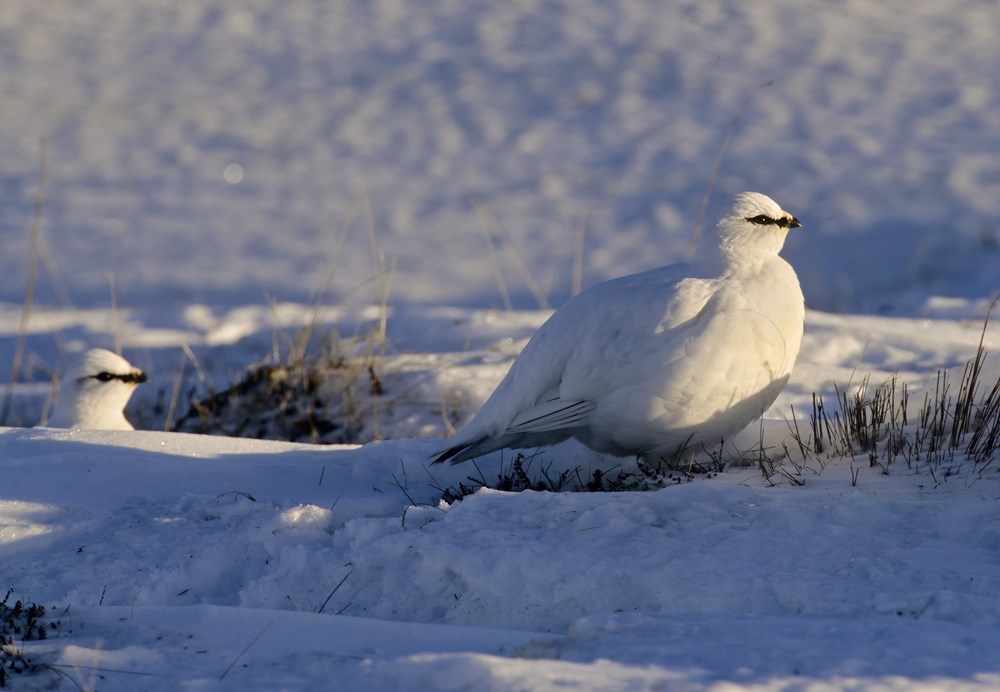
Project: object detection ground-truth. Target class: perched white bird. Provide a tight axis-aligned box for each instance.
[434,192,804,467]
[48,348,148,430]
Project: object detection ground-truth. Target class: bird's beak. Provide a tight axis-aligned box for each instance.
[121,371,148,384]
[789,217,802,229]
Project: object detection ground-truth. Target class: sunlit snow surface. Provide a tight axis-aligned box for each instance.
[3,425,1000,690]
[2,1,1000,690]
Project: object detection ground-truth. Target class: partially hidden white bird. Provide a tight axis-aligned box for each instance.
[48,348,148,430]
[433,192,804,467]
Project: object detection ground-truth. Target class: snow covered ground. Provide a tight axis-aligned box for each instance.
[4,416,1000,690]
[2,1,1000,690]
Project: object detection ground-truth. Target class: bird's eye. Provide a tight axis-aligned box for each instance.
[745,214,774,225]
[94,372,115,382]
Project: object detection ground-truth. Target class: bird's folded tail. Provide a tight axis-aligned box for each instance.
[506,399,595,435]
[431,439,484,465]
[430,399,594,465]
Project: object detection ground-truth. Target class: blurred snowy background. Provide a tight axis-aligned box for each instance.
[2,0,998,319]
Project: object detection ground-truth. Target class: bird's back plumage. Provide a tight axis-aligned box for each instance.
[434,192,804,466]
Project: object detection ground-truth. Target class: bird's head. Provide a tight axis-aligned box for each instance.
[703,192,801,266]
[50,348,147,430]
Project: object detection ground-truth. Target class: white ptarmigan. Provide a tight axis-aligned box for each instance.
[48,348,148,430]
[433,192,804,467]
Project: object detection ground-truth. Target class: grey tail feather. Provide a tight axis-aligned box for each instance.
[430,437,487,465]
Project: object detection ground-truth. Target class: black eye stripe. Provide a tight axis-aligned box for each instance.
[89,371,148,384]
[745,214,795,228]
